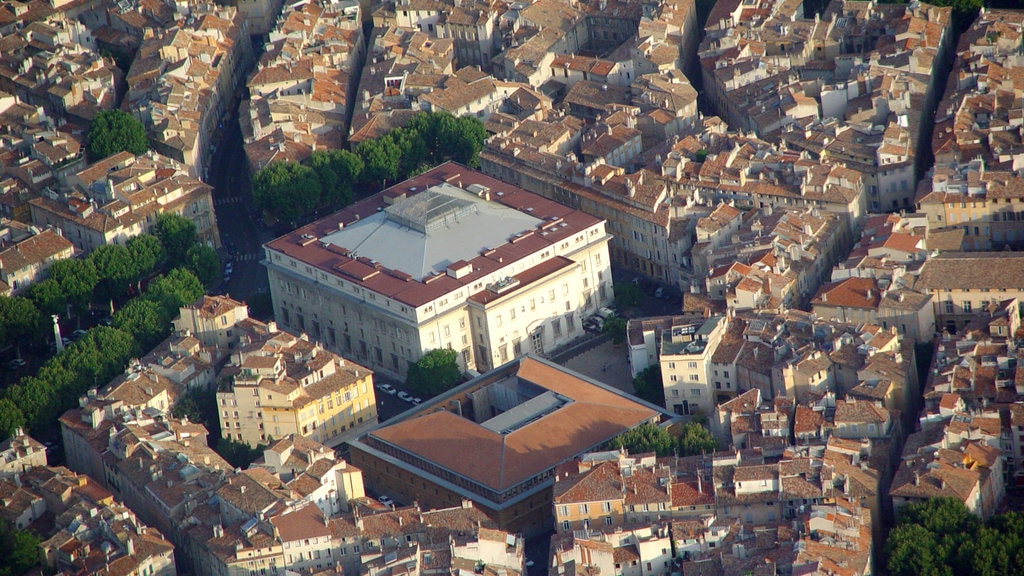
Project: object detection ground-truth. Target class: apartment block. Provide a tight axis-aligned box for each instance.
[29,151,220,253]
[216,329,376,448]
[0,223,74,295]
[553,450,715,534]
[914,251,1024,334]
[699,0,953,211]
[551,524,674,576]
[0,14,120,122]
[263,163,612,378]
[660,316,726,417]
[919,161,1024,251]
[242,0,364,171]
[0,428,48,480]
[125,3,253,180]
[348,27,455,144]
[4,466,179,576]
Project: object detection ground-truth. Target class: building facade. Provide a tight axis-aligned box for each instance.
[263,163,613,379]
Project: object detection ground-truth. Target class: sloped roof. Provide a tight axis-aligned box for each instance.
[367,356,662,491]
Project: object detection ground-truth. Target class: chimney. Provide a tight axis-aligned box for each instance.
[913,471,920,486]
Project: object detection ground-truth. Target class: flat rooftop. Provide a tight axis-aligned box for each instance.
[319,184,541,281]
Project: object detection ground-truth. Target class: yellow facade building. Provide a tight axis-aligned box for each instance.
[217,329,376,448]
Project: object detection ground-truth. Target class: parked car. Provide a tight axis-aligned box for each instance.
[412,398,422,405]
[98,316,114,326]
[8,358,26,369]
[398,391,413,402]
[71,329,89,340]
[583,318,601,333]
[224,263,234,275]
[378,495,394,507]
[378,384,397,395]
[654,286,665,299]
[597,306,616,320]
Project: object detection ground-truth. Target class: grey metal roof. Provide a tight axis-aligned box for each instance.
[318,183,542,280]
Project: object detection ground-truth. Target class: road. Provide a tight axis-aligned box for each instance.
[207,104,274,304]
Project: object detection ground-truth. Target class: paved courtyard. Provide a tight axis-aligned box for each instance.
[560,339,635,395]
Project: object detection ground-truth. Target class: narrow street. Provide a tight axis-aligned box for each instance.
[207,104,273,305]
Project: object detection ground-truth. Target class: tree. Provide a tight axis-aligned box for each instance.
[678,421,717,456]
[310,149,363,207]
[406,348,462,396]
[154,213,198,267]
[49,258,98,317]
[247,292,274,320]
[186,244,220,288]
[127,234,165,279]
[632,366,664,406]
[355,137,402,188]
[609,423,677,457]
[113,299,171,350]
[390,128,429,178]
[216,437,265,469]
[0,399,25,440]
[0,296,40,354]
[405,112,488,168]
[603,316,627,344]
[0,522,42,576]
[614,282,643,309]
[90,244,136,307]
[144,267,204,315]
[86,109,148,161]
[446,116,488,167]
[252,161,322,224]
[172,387,220,437]
[26,278,66,318]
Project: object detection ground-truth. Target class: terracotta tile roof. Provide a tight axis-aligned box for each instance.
[834,400,889,425]
[917,252,1024,291]
[271,504,332,542]
[812,277,880,310]
[554,461,622,504]
[366,356,661,491]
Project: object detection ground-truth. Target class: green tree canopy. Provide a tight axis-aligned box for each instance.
[154,213,198,267]
[253,161,322,224]
[26,278,66,317]
[186,244,220,288]
[49,258,98,316]
[882,497,1024,576]
[614,282,643,309]
[127,234,165,278]
[405,112,488,167]
[89,244,136,301]
[406,348,462,396]
[603,316,627,344]
[144,267,204,316]
[609,423,678,457]
[678,421,717,456]
[86,109,149,161]
[113,299,171,351]
[632,366,664,406]
[0,521,42,576]
[310,149,363,207]
[216,437,265,467]
[355,137,402,188]
[609,422,716,458]
[0,296,40,352]
[0,399,25,440]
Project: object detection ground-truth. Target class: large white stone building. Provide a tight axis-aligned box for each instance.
[263,162,613,378]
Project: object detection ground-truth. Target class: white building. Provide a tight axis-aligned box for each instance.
[264,162,613,378]
[660,317,725,417]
